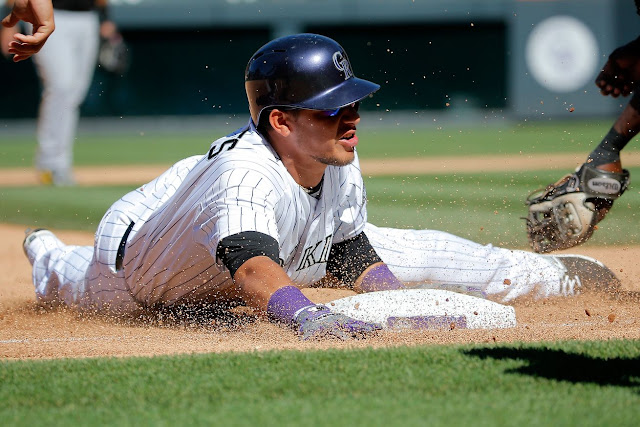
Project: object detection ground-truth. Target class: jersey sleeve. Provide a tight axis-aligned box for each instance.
[204,164,282,247]
[197,157,282,268]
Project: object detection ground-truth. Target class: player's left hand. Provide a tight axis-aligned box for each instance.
[595,38,640,97]
[1,0,55,62]
[524,163,630,253]
[294,305,381,340]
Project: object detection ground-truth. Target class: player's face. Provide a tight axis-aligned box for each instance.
[287,103,361,167]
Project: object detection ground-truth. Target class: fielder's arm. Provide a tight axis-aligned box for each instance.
[612,94,640,142]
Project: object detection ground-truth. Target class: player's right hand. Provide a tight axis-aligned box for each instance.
[595,38,640,97]
[294,304,381,340]
[2,0,55,62]
[0,26,16,58]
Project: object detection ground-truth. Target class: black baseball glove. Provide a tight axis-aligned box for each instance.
[98,34,130,74]
[525,163,630,253]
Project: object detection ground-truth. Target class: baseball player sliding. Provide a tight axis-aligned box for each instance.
[23,34,621,340]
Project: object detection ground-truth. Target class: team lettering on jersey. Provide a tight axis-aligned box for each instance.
[208,139,238,160]
[207,128,248,160]
[296,235,332,271]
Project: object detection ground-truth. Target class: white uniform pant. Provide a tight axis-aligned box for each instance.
[31,160,206,314]
[31,215,140,315]
[30,10,100,174]
[364,224,563,301]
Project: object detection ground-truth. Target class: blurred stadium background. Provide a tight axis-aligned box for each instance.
[0,0,637,129]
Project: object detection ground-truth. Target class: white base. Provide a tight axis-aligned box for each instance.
[326,289,516,330]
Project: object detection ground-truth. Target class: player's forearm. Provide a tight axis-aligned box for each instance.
[354,262,405,293]
[232,255,299,311]
[233,255,322,326]
[586,95,640,167]
[613,94,640,138]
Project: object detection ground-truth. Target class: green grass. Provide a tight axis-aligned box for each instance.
[3,169,639,247]
[0,185,136,231]
[1,341,639,426]
[0,133,214,168]
[1,118,635,168]
[365,168,640,247]
[358,118,625,158]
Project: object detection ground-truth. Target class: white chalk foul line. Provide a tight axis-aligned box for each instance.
[1,318,634,345]
[0,335,153,344]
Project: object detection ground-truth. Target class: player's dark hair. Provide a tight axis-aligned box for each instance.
[256,108,274,137]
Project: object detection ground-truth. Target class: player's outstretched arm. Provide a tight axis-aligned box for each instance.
[354,262,406,293]
[327,232,406,293]
[610,95,640,146]
[220,232,380,340]
[234,256,380,340]
[1,0,55,62]
[585,98,640,173]
[525,92,640,253]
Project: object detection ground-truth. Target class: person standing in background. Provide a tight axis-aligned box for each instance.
[1,0,120,186]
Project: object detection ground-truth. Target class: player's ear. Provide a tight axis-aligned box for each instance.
[268,109,292,137]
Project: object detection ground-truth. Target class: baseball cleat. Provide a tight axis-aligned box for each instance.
[23,228,65,266]
[37,170,54,185]
[37,169,76,187]
[545,254,621,296]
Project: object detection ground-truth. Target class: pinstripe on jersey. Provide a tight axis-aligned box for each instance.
[83,120,368,309]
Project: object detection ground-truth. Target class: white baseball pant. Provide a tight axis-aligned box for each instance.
[30,10,100,176]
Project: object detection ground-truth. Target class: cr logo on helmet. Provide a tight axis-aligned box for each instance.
[333,52,354,80]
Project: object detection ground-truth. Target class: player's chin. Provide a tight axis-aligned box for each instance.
[335,149,356,166]
[316,151,355,167]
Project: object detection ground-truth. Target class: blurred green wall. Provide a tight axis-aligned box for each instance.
[0,22,505,119]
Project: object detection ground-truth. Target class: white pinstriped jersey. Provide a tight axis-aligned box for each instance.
[118,121,368,307]
[30,121,572,313]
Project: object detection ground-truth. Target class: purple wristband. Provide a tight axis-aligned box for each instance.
[266,286,315,324]
[359,264,405,293]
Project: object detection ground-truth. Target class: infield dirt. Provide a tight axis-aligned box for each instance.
[2,159,640,359]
